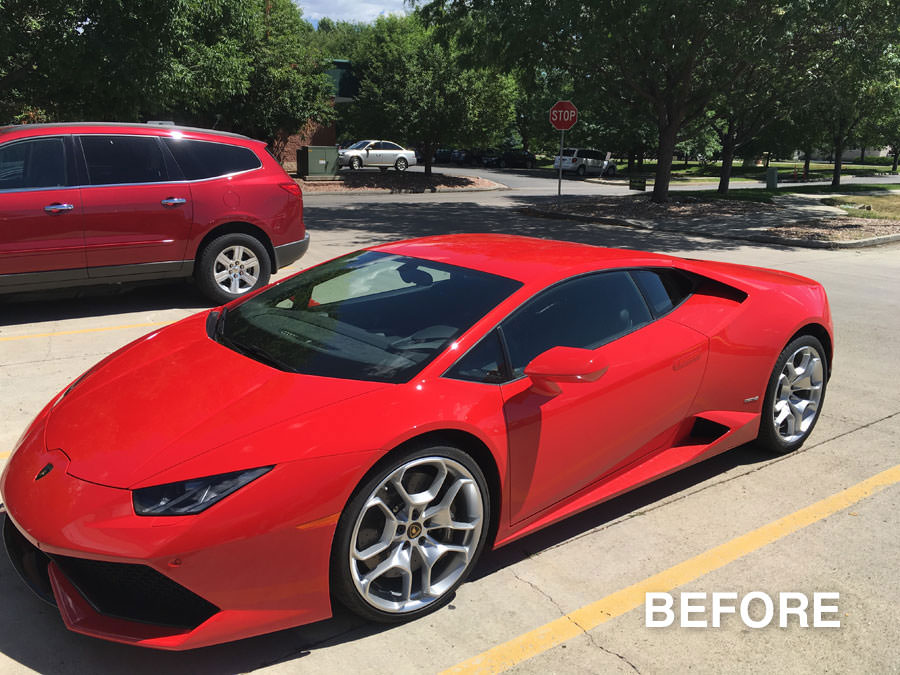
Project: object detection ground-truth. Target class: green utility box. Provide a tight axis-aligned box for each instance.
[766,166,779,190]
[298,146,339,180]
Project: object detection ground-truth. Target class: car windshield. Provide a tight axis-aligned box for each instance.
[348,140,372,150]
[218,251,522,383]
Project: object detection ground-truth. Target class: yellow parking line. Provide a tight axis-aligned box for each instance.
[443,463,900,674]
[0,320,172,342]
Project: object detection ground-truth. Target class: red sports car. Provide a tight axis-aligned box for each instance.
[1,234,832,649]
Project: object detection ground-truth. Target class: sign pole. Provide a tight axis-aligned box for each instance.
[557,129,564,209]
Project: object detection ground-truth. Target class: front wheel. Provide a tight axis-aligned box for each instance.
[195,233,271,305]
[757,335,828,454]
[331,444,490,623]
[350,156,363,170]
[395,157,409,171]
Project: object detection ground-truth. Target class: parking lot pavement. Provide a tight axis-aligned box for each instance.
[1,200,898,673]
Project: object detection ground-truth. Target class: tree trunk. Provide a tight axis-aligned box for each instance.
[717,137,736,195]
[652,126,678,203]
[764,153,770,168]
[831,143,844,187]
[859,147,865,163]
[803,150,811,179]
[892,146,899,172]
[627,151,635,173]
[637,151,644,171]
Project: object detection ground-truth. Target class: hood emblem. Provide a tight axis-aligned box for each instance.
[35,463,54,481]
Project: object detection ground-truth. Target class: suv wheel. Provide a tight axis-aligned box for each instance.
[196,233,271,305]
[576,164,586,177]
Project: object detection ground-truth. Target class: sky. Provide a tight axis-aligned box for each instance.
[298,0,410,25]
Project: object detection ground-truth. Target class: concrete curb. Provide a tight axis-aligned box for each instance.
[522,207,900,249]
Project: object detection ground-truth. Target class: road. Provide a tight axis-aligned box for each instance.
[0,173,898,674]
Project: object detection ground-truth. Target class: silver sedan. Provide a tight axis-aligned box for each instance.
[338,140,417,172]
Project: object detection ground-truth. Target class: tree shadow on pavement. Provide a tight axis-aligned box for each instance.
[303,199,755,254]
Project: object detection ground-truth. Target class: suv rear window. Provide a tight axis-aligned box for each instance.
[80,135,167,185]
[163,139,261,180]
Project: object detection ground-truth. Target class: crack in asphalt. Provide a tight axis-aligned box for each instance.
[511,569,639,673]
[536,409,900,555]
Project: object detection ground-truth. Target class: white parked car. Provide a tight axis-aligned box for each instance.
[339,140,417,172]
[553,147,616,177]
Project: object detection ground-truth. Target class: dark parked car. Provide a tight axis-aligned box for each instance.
[483,148,537,169]
[0,122,308,304]
[433,148,452,163]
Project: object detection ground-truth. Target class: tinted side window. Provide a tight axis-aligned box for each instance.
[0,138,66,190]
[445,331,507,384]
[383,142,403,150]
[631,269,694,316]
[163,139,261,180]
[502,272,652,376]
[81,135,166,185]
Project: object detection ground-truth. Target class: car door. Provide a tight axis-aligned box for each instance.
[0,135,86,283]
[77,134,192,275]
[497,270,709,524]
[381,142,403,165]
[368,142,389,166]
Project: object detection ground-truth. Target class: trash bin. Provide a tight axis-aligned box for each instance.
[766,167,778,190]
[298,146,338,180]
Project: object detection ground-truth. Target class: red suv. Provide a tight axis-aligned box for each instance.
[0,123,308,304]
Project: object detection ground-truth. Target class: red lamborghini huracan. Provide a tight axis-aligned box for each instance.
[1,234,832,649]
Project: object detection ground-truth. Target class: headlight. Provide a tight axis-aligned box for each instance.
[132,466,272,516]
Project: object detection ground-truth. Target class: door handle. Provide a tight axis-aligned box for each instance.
[161,197,187,207]
[44,203,74,214]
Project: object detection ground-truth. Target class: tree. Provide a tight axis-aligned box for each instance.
[339,14,516,174]
[422,0,797,202]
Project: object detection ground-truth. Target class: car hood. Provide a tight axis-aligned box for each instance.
[44,313,387,488]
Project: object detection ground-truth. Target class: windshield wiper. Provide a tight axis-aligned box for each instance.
[219,335,298,373]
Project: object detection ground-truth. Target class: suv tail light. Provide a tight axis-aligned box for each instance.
[571,158,577,163]
[279,182,302,198]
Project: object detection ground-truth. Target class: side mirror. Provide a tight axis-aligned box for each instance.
[523,346,608,396]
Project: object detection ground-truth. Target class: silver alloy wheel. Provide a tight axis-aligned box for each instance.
[772,345,824,443]
[348,456,484,614]
[213,245,260,295]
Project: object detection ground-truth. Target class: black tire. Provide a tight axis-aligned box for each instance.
[195,232,271,305]
[350,156,362,170]
[757,334,828,455]
[331,442,491,623]
[576,164,586,176]
[395,157,409,171]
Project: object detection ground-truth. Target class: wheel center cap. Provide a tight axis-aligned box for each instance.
[407,523,422,538]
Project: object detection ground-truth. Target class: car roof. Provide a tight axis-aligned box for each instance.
[0,123,260,145]
[372,234,676,286]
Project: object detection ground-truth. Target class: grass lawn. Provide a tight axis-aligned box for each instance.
[822,193,900,220]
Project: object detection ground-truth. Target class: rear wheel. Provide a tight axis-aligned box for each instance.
[195,233,271,305]
[757,335,827,454]
[332,444,489,623]
[395,157,409,171]
[576,164,586,177]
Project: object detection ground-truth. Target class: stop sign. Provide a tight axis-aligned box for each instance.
[549,100,578,131]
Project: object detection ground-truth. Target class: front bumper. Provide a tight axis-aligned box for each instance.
[0,414,342,650]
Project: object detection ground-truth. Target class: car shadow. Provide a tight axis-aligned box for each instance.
[0,441,773,673]
[0,280,210,327]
